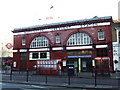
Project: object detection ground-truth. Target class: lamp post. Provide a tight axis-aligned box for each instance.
[26,48,29,82]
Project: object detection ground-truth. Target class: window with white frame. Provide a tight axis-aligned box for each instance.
[98,31,105,40]
[56,34,61,43]
[29,52,50,60]
[40,52,47,58]
[30,36,49,48]
[67,32,92,46]
[32,52,39,59]
[22,38,26,46]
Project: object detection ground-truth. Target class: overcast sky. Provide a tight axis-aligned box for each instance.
[0,0,119,43]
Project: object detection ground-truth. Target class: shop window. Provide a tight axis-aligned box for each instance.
[22,38,26,46]
[98,31,105,40]
[20,52,27,61]
[30,52,50,60]
[40,52,47,58]
[32,52,39,59]
[56,34,61,43]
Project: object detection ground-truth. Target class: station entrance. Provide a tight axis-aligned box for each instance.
[67,50,93,72]
[67,58,92,72]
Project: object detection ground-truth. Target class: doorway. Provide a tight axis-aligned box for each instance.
[81,58,92,72]
[67,58,79,72]
[67,58,92,72]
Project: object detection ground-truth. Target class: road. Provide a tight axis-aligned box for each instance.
[1,82,88,90]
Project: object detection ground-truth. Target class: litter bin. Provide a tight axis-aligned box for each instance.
[67,64,74,76]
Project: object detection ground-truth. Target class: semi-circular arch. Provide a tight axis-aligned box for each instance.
[67,32,93,46]
[30,36,50,48]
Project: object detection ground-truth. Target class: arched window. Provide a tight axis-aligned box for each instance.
[30,36,49,48]
[67,32,92,46]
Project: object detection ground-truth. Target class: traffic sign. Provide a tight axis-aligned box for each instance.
[6,43,13,49]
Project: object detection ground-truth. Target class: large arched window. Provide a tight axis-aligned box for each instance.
[30,36,49,48]
[67,32,92,46]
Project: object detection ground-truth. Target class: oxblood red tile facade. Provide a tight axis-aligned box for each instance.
[12,16,114,72]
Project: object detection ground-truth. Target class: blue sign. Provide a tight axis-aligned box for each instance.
[67,55,92,58]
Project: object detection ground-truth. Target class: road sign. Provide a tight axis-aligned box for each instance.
[6,43,13,49]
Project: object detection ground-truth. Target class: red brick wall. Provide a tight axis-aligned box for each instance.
[14,25,112,48]
[13,25,113,71]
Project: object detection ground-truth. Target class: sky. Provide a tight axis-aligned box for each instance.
[0,0,119,43]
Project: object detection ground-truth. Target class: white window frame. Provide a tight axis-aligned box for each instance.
[98,31,105,40]
[29,52,50,60]
[22,38,26,46]
[30,36,49,48]
[56,34,61,43]
[67,32,92,46]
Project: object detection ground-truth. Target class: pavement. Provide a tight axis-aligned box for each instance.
[1,71,120,90]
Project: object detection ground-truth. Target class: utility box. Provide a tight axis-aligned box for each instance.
[67,64,74,76]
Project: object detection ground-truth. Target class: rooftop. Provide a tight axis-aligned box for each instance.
[13,16,112,33]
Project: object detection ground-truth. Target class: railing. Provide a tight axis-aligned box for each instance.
[2,68,119,87]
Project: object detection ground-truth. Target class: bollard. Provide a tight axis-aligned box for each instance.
[68,75,71,85]
[95,69,97,86]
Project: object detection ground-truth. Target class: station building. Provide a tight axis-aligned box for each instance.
[12,16,114,72]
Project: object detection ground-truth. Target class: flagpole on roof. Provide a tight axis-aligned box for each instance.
[50,5,54,9]
[38,0,60,24]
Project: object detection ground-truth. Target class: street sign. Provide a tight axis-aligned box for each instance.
[6,43,13,49]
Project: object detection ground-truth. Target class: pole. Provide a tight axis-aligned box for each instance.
[10,69,12,80]
[68,75,70,85]
[26,69,29,82]
[26,48,29,82]
[95,66,97,86]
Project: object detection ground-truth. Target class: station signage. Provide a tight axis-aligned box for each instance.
[67,55,92,58]
[6,43,13,49]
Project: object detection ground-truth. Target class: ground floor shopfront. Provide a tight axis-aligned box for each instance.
[67,58,92,72]
[12,46,113,75]
[67,50,93,72]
